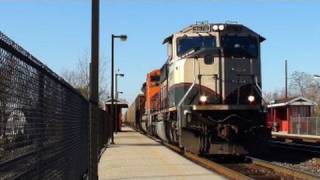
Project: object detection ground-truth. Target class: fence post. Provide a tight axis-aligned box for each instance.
[36,71,45,180]
[298,117,301,134]
[316,118,318,136]
[290,117,292,134]
[306,118,309,135]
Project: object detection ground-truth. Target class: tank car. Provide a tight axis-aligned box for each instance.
[131,22,271,155]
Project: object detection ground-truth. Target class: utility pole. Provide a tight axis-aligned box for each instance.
[89,0,99,179]
[285,60,288,98]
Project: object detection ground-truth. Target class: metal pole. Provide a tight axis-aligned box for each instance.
[115,75,118,100]
[89,0,99,179]
[316,117,318,136]
[285,60,288,98]
[306,118,309,135]
[115,75,118,133]
[115,73,124,133]
[111,35,115,144]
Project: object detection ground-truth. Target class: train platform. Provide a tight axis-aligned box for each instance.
[98,126,226,180]
[272,132,320,143]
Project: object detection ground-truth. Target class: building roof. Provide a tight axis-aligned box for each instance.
[267,96,317,108]
[272,96,298,104]
[105,98,128,107]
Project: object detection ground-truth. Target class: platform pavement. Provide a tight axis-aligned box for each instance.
[272,131,320,139]
[272,131,320,143]
[98,126,226,180]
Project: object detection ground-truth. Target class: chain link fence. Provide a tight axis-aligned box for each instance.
[290,117,320,136]
[0,31,110,179]
[98,108,111,152]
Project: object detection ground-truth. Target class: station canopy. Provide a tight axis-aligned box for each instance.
[105,98,128,108]
[267,96,317,108]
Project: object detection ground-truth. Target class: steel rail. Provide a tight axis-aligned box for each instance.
[179,148,253,180]
[249,157,319,180]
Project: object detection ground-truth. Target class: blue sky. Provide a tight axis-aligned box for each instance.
[1,0,320,103]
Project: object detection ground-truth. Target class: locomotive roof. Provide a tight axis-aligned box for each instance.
[163,23,265,44]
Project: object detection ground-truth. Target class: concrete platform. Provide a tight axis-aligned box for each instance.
[98,127,226,180]
[272,132,320,143]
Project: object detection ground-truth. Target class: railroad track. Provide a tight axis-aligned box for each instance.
[224,157,319,180]
[252,140,320,177]
[144,132,319,180]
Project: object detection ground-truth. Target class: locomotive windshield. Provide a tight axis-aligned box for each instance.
[177,36,216,56]
[222,35,258,58]
[150,75,160,82]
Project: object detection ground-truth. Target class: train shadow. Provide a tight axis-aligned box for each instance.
[201,145,320,165]
[204,155,252,164]
[119,129,135,132]
[250,146,320,164]
[108,143,162,148]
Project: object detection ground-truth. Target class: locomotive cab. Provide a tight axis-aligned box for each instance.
[164,23,265,107]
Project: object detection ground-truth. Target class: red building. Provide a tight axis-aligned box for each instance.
[267,96,316,133]
[105,99,128,132]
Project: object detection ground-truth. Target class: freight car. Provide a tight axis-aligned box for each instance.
[127,22,271,155]
[125,94,146,132]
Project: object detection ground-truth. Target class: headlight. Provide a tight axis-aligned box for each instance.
[200,95,208,103]
[212,25,218,31]
[218,25,225,31]
[248,95,255,102]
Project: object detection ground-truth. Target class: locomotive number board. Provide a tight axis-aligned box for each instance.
[192,24,211,33]
[192,24,223,33]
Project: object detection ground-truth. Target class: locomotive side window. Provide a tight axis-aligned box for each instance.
[160,64,168,83]
[222,36,258,58]
[167,43,172,60]
[177,36,216,56]
[204,55,214,64]
[150,75,160,86]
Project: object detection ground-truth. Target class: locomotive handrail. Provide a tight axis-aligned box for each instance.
[253,75,268,105]
[177,54,197,148]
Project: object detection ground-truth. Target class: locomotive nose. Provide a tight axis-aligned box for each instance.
[218,124,239,142]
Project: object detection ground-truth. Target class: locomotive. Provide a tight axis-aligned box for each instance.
[126,22,271,155]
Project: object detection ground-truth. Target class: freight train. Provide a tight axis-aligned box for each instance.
[125,22,271,155]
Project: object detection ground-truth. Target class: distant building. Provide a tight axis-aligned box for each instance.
[267,96,317,133]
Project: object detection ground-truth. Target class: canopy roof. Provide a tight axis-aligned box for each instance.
[267,96,317,108]
[105,98,128,107]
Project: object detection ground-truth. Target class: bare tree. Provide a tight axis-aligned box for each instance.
[61,54,109,104]
[289,71,315,97]
[289,71,320,115]
[265,71,320,115]
[264,89,286,103]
